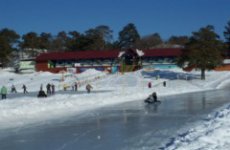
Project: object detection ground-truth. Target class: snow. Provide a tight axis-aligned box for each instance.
[1,68,230,149]
[163,104,230,150]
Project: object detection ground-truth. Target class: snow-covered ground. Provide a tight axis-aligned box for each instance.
[0,68,230,149]
[163,103,230,150]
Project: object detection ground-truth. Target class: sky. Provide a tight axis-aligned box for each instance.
[1,0,230,40]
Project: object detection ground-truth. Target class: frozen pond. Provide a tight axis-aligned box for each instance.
[0,89,230,150]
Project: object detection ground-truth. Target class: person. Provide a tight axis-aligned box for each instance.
[63,84,68,91]
[51,84,55,94]
[74,82,78,91]
[152,92,158,102]
[46,83,51,95]
[72,84,75,91]
[37,88,47,98]
[1,86,7,99]
[22,84,28,94]
[163,81,166,87]
[148,82,152,88]
[86,84,93,93]
[73,82,78,91]
[145,92,160,103]
[11,85,17,93]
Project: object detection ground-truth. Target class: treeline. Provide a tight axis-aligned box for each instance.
[0,22,230,67]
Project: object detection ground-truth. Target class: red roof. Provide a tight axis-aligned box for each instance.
[36,48,182,61]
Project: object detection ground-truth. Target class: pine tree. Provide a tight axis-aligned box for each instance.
[178,25,224,80]
[224,20,230,56]
[118,23,140,49]
[0,28,20,67]
[0,37,11,66]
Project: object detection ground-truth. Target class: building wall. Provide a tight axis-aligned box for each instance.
[36,60,119,73]
[36,61,47,71]
[215,64,230,71]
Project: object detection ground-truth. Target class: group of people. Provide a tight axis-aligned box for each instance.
[72,82,78,91]
[35,82,93,98]
[37,83,55,98]
[1,82,94,99]
[1,84,28,99]
[148,81,167,89]
[2,82,158,104]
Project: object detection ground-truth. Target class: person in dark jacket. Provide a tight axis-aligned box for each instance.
[22,84,28,94]
[37,89,47,98]
[37,84,47,98]
[152,92,158,102]
[145,92,160,103]
[74,82,78,91]
[51,84,55,94]
[46,83,51,95]
[11,85,17,93]
[163,81,166,87]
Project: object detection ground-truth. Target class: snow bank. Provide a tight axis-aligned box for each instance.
[162,104,230,150]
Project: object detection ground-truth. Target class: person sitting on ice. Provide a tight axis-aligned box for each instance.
[37,86,47,98]
[145,92,160,103]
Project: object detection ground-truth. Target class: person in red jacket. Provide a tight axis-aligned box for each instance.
[148,82,152,88]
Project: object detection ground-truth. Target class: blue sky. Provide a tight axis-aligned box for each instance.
[1,0,230,40]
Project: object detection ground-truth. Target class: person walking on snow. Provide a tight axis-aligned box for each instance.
[1,86,7,99]
[11,85,17,93]
[22,84,28,94]
[51,84,55,94]
[74,82,78,91]
[46,83,51,95]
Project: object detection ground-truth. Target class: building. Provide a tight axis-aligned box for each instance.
[35,48,182,73]
[14,58,35,73]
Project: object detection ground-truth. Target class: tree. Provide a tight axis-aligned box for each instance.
[0,28,20,47]
[224,20,230,56]
[137,33,163,49]
[177,25,224,80]
[38,32,52,50]
[20,32,40,57]
[66,31,81,50]
[118,23,140,49]
[50,31,68,51]
[168,35,189,47]
[95,25,113,42]
[0,37,11,66]
[0,28,20,66]
[95,25,113,48]
[84,28,105,50]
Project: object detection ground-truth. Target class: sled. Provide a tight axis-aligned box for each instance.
[144,99,161,104]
